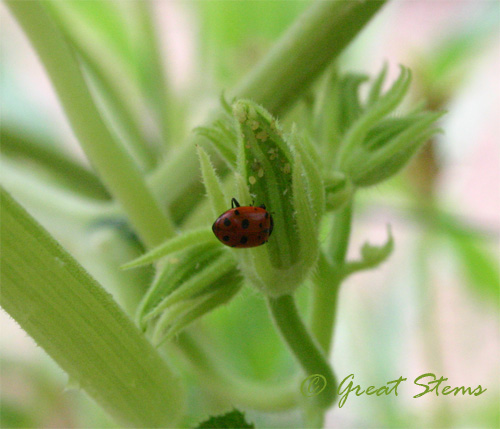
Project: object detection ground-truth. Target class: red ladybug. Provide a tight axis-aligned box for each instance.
[212,198,274,248]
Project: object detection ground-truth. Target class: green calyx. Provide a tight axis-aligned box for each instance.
[127,237,242,345]
[316,65,445,189]
[129,64,444,340]
[199,99,324,297]
[234,100,325,296]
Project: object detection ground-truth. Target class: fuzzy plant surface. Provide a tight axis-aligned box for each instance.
[1,0,444,427]
[128,66,443,418]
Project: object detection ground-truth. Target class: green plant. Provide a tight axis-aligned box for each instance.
[1,1,446,427]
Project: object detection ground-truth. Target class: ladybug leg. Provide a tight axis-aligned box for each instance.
[231,198,240,208]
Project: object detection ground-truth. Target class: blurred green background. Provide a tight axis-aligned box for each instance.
[1,1,499,428]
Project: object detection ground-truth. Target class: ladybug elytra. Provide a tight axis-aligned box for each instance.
[212,198,274,248]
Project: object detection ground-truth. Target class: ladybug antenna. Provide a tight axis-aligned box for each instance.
[231,198,240,208]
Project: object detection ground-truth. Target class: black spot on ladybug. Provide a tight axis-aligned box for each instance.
[242,219,249,229]
[257,235,262,240]
[234,210,240,216]
[224,218,231,227]
[223,236,230,242]
[254,207,258,211]
[240,236,248,244]
[259,223,263,228]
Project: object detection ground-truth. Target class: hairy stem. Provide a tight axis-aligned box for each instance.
[234,0,388,116]
[6,0,175,248]
[267,295,338,410]
[311,201,353,353]
[149,0,388,217]
[0,188,184,427]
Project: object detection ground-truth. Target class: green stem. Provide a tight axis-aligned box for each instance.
[328,201,353,264]
[267,295,337,410]
[234,0,388,116]
[149,0,388,213]
[0,160,113,225]
[75,45,156,172]
[0,188,184,427]
[134,0,179,151]
[44,0,156,171]
[311,201,353,353]
[416,222,453,427]
[1,127,110,201]
[174,332,298,412]
[309,254,341,354]
[6,0,175,248]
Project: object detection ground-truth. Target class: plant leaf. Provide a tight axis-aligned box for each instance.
[366,62,388,106]
[446,227,500,308]
[152,278,242,345]
[136,242,221,328]
[197,145,229,218]
[143,251,236,322]
[196,408,255,429]
[122,228,215,269]
[338,65,412,168]
[342,225,394,278]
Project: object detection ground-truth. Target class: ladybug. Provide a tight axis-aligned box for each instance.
[212,198,274,248]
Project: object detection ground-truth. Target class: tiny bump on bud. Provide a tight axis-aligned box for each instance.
[233,103,247,124]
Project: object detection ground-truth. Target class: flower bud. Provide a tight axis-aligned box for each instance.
[135,241,241,344]
[327,65,444,188]
[224,100,324,296]
[344,111,444,187]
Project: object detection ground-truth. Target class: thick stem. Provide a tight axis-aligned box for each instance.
[44,0,157,171]
[267,294,338,410]
[0,188,184,427]
[149,0,388,214]
[234,0,388,116]
[6,0,175,248]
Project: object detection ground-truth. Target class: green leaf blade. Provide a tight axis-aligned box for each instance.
[197,145,229,218]
[122,228,215,269]
[196,408,255,429]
